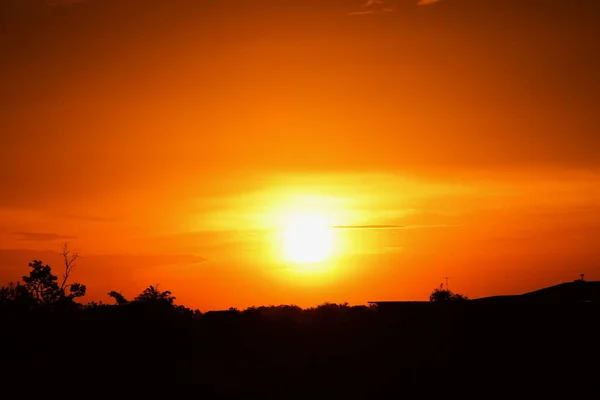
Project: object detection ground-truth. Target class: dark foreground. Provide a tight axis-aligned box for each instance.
[2,302,599,396]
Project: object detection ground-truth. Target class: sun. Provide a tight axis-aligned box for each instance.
[281,213,334,264]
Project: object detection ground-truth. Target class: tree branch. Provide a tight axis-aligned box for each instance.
[59,242,80,291]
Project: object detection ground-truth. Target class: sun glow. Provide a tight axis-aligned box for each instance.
[281,213,334,265]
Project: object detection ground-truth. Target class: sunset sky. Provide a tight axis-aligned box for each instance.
[1,0,599,311]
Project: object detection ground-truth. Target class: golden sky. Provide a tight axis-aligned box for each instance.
[1,0,599,310]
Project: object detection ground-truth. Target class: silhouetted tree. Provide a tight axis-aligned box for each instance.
[0,281,35,308]
[58,242,82,293]
[22,260,61,305]
[134,285,175,304]
[175,305,202,319]
[429,286,468,302]
[20,243,86,306]
[108,290,129,305]
[0,281,26,301]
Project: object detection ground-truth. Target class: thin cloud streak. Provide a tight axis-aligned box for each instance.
[45,0,88,6]
[402,224,463,229]
[13,232,78,241]
[348,0,394,15]
[330,224,461,230]
[349,0,441,15]
[330,225,404,229]
[60,213,122,223]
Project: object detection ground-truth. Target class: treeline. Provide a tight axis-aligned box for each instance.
[0,249,379,319]
[1,249,598,393]
[0,244,467,319]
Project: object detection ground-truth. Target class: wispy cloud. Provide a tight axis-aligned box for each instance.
[60,213,122,222]
[330,225,404,230]
[402,224,463,229]
[348,0,394,16]
[348,0,442,15]
[45,0,87,6]
[13,232,78,241]
[330,224,461,230]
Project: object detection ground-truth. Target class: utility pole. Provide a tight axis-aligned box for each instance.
[445,277,449,292]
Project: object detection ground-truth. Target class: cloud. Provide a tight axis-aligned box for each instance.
[402,224,463,229]
[45,0,87,6]
[0,248,208,303]
[348,0,441,15]
[13,232,78,241]
[348,0,394,15]
[81,253,207,268]
[330,225,404,229]
[330,224,461,230]
[59,213,122,222]
[0,248,206,271]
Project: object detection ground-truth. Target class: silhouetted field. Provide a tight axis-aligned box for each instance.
[2,301,599,395]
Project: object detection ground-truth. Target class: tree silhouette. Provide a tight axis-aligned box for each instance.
[108,291,129,305]
[429,285,468,302]
[21,260,87,306]
[58,242,81,292]
[134,285,175,304]
[22,260,62,305]
[19,243,86,306]
[0,281,35,308]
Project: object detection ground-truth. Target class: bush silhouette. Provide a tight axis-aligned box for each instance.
[429,286,468,302]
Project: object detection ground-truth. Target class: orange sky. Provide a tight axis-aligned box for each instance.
[1,0,599,311]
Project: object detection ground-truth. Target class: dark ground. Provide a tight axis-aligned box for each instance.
[1,302,599,396]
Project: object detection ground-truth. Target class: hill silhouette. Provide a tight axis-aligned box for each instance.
[470,278,600,304]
